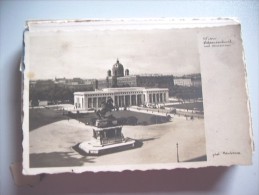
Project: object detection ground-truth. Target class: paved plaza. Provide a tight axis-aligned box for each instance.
[29,108,206,168]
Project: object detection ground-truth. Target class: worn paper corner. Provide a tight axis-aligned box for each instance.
[10,162,43,187]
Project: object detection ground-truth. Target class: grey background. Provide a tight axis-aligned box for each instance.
[0,1,258,195]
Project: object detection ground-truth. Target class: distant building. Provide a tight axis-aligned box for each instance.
[174,75,201,87]
[54,77,85,85]
[54,77,66,84]
[54,77,96,90]
[74,87,169,110]
[174,78,193,87]
[30,79,55,90]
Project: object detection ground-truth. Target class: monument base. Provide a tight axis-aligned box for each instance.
[78,138,136,155]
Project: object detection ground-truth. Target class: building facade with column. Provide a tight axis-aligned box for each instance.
[74,87,169,110]
[97,59,174,96]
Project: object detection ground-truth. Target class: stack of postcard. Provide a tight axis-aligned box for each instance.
[22,18,253,175]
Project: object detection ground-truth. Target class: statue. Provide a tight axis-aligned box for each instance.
[77,96,137,155]
[96,97,114,119]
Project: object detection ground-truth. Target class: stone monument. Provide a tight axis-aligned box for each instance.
[78,97,136,155]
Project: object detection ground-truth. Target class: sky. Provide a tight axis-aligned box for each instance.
[27,28,200,80]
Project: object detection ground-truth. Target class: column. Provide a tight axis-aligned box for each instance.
[74,96,77,108]
[93,97,96,108]
[165,92,169,102]
[96,96,99,109]
[119,96,122,107]
[126,95,130,106]
[115,96,118,107]
[141,94,145,105]
[84,95,88,109]
[98,97,102,108]
[92,97,94,109]
[88,97,92,108]
[161,93,164,103]
[131,95,135,106]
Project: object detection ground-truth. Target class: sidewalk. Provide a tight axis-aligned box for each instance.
[128,107,172,117]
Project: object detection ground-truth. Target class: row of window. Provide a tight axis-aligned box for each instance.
[81,91,168,98]
[83,93,113,97]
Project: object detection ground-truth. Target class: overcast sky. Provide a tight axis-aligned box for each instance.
[28,28,200,80]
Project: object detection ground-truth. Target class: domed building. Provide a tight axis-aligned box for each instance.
[112,59,124,77]
[74,58,175,109]
[97,59,174,96]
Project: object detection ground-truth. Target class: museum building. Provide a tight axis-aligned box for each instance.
[97,59,175,95]
[74,87,169,110]
[74,59,170,109]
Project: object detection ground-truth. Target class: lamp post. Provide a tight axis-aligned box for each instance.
[176,142,179,163]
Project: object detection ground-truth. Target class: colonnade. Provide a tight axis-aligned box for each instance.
[74,88,169,110]
[148,92,167,104]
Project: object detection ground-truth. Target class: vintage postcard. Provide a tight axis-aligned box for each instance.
[22,18,253,175]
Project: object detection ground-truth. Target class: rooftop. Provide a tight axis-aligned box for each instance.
[74,87,168,95]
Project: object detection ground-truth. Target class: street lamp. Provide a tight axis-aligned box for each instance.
[176,142,179,163]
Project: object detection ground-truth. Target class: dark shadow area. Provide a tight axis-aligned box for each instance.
[25,166,230,194]
[72,143,88,156]
[29,152,95,168]
[183,155,207,162]
[166,101,203,110]
[1,50,28,195]
[29,108,172,131]
[29,108,68,131]
[10,50,23,160]
[138,137,158,142]
[72,110,172,126]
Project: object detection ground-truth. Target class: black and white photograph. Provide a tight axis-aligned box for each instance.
[26,26,207,169]
[1,0,257,193]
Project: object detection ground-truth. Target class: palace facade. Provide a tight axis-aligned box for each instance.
[73,59,201,109]
[74,87,169,110]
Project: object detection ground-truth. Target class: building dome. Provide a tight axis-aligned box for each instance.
[112,59,124,77]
